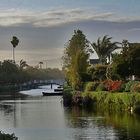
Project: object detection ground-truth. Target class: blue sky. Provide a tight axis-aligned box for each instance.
[0,0,140,68]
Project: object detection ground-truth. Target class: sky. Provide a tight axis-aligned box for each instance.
[0,0,140,68]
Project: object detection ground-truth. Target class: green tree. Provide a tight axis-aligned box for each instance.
[87,64,107,81]
[63,30,90,89]
[0,60,19,83]
[91,35,120,64]
[127,43,140,77]
[0,131,18,140]
[19,59,28,70]
[11,36,19,63]
[112,42,140,79]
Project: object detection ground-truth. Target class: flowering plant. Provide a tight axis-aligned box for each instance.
[72,91,83,104]
[103,80,123,92]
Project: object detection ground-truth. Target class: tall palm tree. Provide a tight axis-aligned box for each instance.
[91,35,120,64]
[11,36,19,63]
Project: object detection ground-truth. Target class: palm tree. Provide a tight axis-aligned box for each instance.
[91,35,120,64]
[19,59,28,70]
[11,36,19,63]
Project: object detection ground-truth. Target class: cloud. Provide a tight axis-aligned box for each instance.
[127,28,140,32]
[1,7,140,27]
[0,8,114,27]
[47,8,83,16]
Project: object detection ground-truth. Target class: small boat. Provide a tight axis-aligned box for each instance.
[42,91,63,96]
[57,85,63,88]
[42,84,63,96]
[54,88,63,92]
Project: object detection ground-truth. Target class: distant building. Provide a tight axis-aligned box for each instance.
[89,59,100,65]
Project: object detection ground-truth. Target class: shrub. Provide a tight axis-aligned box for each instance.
[63,86,73,106]
[0,131,18,140]
[103,79,113,91]
[103,80,123,92]
[81,72,92,82]
[125,81,139,92]
[131,82,140,93]
[111,80,123,92]
[72,91,83,105]
[92,65,107,81]
[96,83,107,91]
[119,83,126,92]
[85,82,99,91]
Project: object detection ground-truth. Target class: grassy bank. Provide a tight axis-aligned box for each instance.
[63,89,140,113]
[83,92,140,112]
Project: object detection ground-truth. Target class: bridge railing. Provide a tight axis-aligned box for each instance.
[21,79,65,86]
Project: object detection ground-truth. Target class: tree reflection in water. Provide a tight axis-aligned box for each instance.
[64,105,140,140]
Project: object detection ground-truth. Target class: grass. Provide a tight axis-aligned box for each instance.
[63,88,140,113]
[82,91,140,112]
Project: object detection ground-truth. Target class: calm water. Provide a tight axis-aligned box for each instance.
[0,85,140,140]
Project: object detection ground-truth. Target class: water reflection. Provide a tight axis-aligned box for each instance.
[0,89,140,139]
[64,106,140,140]
[64,106,117,140]
[0,104,13,114]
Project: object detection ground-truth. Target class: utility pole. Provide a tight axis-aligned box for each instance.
[39,61,43,69]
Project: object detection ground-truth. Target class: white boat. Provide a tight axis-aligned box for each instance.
[42,91,63,96]
[42,85,63,96]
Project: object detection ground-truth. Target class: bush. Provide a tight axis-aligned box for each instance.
[96,83,107,91]
[85,82,99,91]
[92,65,107,81]
[103,80,113,91]
[131,82,140,93]
[63,86,73,106]
[72,91,83,105]
[81,72,92,82]
[111,80,123,92]
[0,131,18,140]
[119,83,126,92]
[125,81,139,92]
[103,80,123,92]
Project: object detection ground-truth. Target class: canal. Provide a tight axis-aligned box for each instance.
[0,85,140,140]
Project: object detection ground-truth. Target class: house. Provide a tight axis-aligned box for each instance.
[89,59,100,65]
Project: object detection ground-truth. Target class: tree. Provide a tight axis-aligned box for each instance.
[0,60,20,83]
[87,64,107,81]
[91,35,120,64]
[128,43,140,77]
[112,42,140,79]
[11,36,19,63]
[19,59,28,70]
[63,30,90,89]
[0,131,18,140]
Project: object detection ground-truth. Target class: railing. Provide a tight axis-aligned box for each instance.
[21,79,65,86]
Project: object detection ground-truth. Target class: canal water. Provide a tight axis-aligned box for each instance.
[0,85,140,140]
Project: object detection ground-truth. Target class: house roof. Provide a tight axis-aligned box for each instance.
[89,59,100,65]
